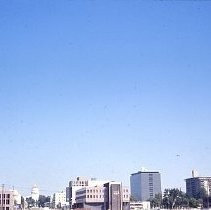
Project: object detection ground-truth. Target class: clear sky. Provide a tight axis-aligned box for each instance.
[0,0,211,196]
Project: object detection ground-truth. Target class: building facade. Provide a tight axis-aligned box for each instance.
[52,191,68,208]
[0,188,15,210]
[185,177,211,198]
[74,182,130,210]
[68,177,109,208]
[130,169,161,201]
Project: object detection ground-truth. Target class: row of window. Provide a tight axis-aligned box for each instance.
[123,195,129,198]
[71,181,88,186]
[0,195,10,199]
[87,194,105,199]
[123,189,129,193]
[0,200,10,205]
[86,189,128,193]
[86,189,104,193]
[0,207,10,210]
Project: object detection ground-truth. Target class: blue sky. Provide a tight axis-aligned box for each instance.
[0,0,211,196]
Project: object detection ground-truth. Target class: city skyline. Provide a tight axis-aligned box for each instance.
[1,1,211,196]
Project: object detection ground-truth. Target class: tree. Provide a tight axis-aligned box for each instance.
[150,193,162,208]
[26,197,35,208]
[130,195,138,202]
[162,188,189,209]
[38,195,51,207]
[189,197,201,208]
[162,188,204,209]
[21,196,25,210]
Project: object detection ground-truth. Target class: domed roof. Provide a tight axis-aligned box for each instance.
[31,185,39,192]
[31,184,39,201]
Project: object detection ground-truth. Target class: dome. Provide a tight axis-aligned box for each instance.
[31,185,39,201]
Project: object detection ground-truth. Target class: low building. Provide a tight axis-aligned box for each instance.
[69,177,109,208]
[75,182,130,210]
[52,191,68,208]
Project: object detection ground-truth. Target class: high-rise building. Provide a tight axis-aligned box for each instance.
[185,170,211,198]
[130,168,161,201]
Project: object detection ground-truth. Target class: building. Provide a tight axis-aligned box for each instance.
[185,170,211,198]
[68,177,109,208]
[66,187,70,203]
[52,191,68,208]
[31,185,39,202]
[74,182,130,210]
[69,177,89,208]
[130,168,161,201]
[75,185,106,210]
[0,186,15,210]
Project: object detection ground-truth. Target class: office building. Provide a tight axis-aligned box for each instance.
[130,169,161,201]
[66,187,70,203]
[0,187,16,210]
[185,170,211,198]
[52,191,68,208]
[75,182,130,210]
[68,177,109,208]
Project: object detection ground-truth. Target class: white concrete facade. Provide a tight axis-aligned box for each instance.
[69,177,108,208]
[75,182,130,210]
[52,191,68,208]
[0,188,15,210]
